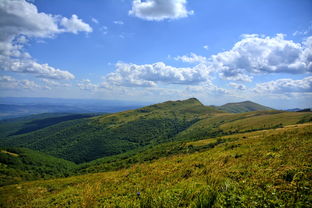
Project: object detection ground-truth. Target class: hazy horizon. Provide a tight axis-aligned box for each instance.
[1,96,311,110]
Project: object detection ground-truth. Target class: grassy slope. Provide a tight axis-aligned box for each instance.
[0,147,77,186]
[76,110,312,174]
[0,98,221,163]
[0,123,311,207]
[174,110,312,141]
[218,101,273,113]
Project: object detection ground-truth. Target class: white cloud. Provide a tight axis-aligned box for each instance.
[174,53,207,64]
[91,17,99,24]
[100,26,108,35]
[77,79,98,91]
[229,82,247,90]
[254,76,312,93]
[0,0,91,80]
[102,62,211,87]
[203,45,209,50]
[0,75,40,89]
[41,78,71,88]
[219,69,253,82]
[293,24,312,36]
[113,20,124,25]
[184,81,228,95]
[60,15,93,34]
[211,34,312,82]
[0,55,75,80]
[129,0,193,21]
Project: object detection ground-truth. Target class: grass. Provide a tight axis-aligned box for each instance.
[1,123,311,207]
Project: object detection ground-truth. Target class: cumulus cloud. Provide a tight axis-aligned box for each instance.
[229,82,247,90]
[174,53,207,64]
[77,79,98,91]
[40,78,71,88]
[254,76,312,93]
[102,62,211,87]
[0,0,92,40]
[0,75,40,89]
[0,55,75,80]
[129,0,193,21]
[212,34,312,82]
[0,0,91,80]
[184,81,228,95]
[60,15,93,34]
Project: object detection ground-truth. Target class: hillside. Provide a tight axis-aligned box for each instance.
[0,113,99,138]
[1,123,311,207]
[0,147,77,186]
[0,98,221,163]
[0,98,311,165]
[218,101,273,113]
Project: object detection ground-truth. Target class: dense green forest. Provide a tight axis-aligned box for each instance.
[0,147,77,186]
[0,113,100,138]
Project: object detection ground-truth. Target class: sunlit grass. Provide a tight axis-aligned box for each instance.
[1,123,311,207]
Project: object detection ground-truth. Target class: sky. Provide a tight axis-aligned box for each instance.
[0,0,311,109]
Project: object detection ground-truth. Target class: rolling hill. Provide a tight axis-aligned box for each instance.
[1,123,311,207]
[0,98,311,165]
[0,98,221,163]
[0,98,311,207]
[218,101,273,113]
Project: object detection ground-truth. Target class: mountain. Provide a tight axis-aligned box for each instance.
[218,101,273,113]
[1,123,311,207]
[0,98,221,163]
[0,98,311,165]
[0,98,311,207]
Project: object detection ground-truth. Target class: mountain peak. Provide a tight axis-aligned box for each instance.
[184,97,201,103]
[149,98,203,108]
[219,100,273,113]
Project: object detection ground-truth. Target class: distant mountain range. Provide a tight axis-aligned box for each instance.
[0,97,146,119]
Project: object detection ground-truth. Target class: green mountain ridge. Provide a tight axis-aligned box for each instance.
[0,98,312,207]
[0,98,220,163]
[0,98,311,166]
[218,100,273,113]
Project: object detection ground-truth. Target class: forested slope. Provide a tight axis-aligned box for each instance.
[0,98,221,163]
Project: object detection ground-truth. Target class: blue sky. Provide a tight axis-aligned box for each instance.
[0,0,311,108]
